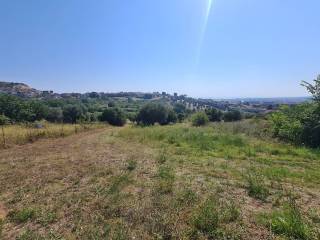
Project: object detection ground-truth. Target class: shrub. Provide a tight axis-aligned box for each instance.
[191,112,209,126]
[269,76,320,148]
[205,108,223,122]
[100,108,126,126]
[270,104,320,147]
[45,107,63,123]
[167,109,178,124]
[136,103,169,125]
[63,104,86,124]
[223,110,242,122]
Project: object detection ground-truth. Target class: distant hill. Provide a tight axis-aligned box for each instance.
[0,81,41,98]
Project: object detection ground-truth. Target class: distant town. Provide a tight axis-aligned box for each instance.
[0,81,310,116]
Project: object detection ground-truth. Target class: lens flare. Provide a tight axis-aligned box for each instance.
[195,0,213,71]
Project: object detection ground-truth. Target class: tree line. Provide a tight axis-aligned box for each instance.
[0,93,244,127]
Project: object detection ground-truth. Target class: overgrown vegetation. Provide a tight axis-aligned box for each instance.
[191,111,209,126]
[270,75,320,147]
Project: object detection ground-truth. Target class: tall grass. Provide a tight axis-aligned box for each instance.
[0,122,104,148]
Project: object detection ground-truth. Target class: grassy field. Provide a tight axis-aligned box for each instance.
[0,120,319,239]
[0,123,105,149]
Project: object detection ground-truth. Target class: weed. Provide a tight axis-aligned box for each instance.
[309,209,320,224]
[192,198,220,237]
[108,174,131,195]
[221,201,241,223]
[246,172,269,201]
[157,147,168,164]
[262,198,314,240]
[175,188,197,207]
[37,210,57,226]
[154,166,175,194]
[9,208,35,223]
[126,160,137,171]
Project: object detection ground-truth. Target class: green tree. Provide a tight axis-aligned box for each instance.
[205,108,223,122]
[100,108,126,126]
[223,110,242,122]
[167,109,178,124]
[137,103,169,125]
[46,107,63,123]
[63,105,85,124]
[191,112,209,126]
[301,74,320,103]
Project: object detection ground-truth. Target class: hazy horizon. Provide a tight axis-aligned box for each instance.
[1,0,319,98]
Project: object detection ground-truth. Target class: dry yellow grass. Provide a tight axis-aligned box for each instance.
[0,123,105,148]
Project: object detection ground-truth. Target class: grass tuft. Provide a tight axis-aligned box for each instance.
[126,160,137,171]
[246,171,270,201]
[9,208,36,223]
[259,198,315,240]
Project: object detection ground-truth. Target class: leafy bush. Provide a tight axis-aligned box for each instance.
[137,103,170,125]
[191,112,209,126]
[100,108,126,126]
[63,104,86,124]
[223,110,242,122]
[270,75,320,148]
[167,109,177,124]
[205,108,223,122]
[270,103,320,147]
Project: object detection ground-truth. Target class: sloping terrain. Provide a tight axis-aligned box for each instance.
[0,124,319,239]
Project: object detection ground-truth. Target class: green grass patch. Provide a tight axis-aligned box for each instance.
[259,198,315,240]
[155,166,175,194]
[246,171,270,201]
[9,208,36,223]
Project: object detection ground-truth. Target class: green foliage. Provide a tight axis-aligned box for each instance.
[192,198,220,236]
[155,166,175,194]
[126,160,137,171]
[205,108,223,122]
[223,110,242,122]
[270,104,320,147]
[191,112,209,126]
[267,198,314,240]
[301,74,320,103]
[100,108,126,126]
[9,208,36,223]
[270,76,320,148]
[63,104,86,123]
[191,197,241,238]
[0,114,9,125]
[167,109,178,124]
[246,171,269,201]
[46,107,63,123]
[137,103,171,125]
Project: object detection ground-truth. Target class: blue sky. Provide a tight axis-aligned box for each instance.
[0,0,319,98]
